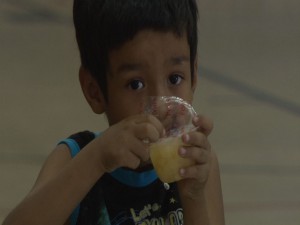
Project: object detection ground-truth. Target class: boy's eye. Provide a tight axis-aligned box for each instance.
[168,74,183,85]
[129,79,144,90]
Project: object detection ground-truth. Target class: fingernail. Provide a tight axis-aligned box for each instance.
[179,168,185,177]
[193,116,199,123]
[179,147,186,156]
[183,134,190,143]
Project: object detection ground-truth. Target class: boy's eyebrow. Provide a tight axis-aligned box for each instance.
[116,63,144,73]
[168,56,190,65]
[116,56,190,74]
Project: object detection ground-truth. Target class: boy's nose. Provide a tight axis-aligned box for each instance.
[148,83,170,97]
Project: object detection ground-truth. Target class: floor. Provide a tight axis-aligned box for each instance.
[0,0,300,224]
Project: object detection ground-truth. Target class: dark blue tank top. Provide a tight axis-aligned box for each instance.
[59,131,184,225]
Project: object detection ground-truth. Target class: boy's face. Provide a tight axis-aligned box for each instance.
[103,30,197,126]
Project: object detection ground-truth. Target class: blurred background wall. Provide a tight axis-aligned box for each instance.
[0,0,299,224]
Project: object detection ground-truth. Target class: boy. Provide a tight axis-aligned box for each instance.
[3,0,224,225]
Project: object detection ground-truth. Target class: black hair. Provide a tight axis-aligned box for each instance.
[73,0,198,100]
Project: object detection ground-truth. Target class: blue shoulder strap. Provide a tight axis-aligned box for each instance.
[58,131,101,158]
[59,138,81,158]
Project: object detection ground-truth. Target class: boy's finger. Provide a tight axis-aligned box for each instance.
[179,164,210,182]
[130,140,151,162]
[179,147,210,164]
[193,115,214,136]
[134,114,165,138]
[147,114,165,137]
[182,132,211,150]
[134,123,160,143]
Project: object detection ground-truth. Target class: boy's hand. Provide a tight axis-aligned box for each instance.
[96,114,164,172]
[177,115,214,199]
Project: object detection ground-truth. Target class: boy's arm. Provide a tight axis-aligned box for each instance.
[180,150,225,225]
[3,114,164,225]
[3,141,107,225]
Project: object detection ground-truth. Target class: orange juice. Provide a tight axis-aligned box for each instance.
[150,136,195,183]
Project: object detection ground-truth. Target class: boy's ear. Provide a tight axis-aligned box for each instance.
[79,66,106,114]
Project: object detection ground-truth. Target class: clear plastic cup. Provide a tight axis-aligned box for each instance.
[144,96,197,183]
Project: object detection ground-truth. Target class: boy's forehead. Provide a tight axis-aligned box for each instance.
[111,55,190,75]
[108,30,190,68]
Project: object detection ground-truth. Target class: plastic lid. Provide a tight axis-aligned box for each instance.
[144,96,197,137]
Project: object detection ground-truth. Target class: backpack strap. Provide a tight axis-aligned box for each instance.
[58,131,99,225]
